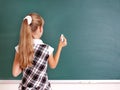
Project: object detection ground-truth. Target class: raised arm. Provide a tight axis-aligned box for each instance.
[48,35,67,69]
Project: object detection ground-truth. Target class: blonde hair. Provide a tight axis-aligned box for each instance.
[18,13,44,70]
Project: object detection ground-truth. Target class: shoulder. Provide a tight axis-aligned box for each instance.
[47,44,54,55]
[33,39,54,55]
[40,43,54,55]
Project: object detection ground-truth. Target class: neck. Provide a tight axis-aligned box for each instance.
[32,35,40,39]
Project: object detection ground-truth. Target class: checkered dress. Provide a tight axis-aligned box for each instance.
[18,42,53,90]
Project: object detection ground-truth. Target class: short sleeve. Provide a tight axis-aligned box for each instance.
[48,45,54,55]
[15,45,19,53]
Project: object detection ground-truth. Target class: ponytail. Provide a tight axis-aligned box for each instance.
[18,19,34,70]
[18,13,44,70]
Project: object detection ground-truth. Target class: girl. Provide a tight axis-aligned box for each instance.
[12,13,67,90]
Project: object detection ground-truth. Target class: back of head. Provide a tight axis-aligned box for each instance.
[18,12,44,70]
[29,13,44,32]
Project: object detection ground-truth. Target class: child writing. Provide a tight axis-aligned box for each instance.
[12,13,67,90]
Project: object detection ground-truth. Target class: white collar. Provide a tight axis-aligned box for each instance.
[33,39,44,45]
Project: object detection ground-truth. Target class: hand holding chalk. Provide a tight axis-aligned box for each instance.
[60,34,67,47]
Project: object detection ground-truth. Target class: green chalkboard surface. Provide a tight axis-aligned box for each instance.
[0,0,120,80]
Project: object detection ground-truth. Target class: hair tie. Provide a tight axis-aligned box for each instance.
[24,15,32,25]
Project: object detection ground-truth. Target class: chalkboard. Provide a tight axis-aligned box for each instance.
[0,0,120,80]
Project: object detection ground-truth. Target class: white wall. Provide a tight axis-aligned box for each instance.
[0,80,120,90]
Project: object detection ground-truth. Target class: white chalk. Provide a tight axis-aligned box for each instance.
[61,34,64,42]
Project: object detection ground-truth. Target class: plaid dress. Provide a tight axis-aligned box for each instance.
[16,39,54,90]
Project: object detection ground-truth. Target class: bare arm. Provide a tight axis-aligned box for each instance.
[48,35,67,69]
[12,52,22,77]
